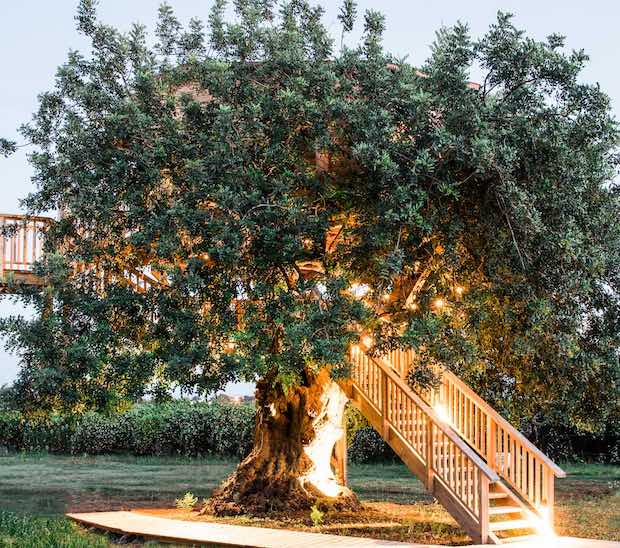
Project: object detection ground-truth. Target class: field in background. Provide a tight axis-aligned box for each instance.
[0,454,617,545]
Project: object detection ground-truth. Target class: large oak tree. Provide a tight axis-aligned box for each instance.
[2,1,619,513]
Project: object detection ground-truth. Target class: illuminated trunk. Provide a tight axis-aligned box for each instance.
[206,368,359,516]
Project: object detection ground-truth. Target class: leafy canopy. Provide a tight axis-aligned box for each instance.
[2,2,619,435]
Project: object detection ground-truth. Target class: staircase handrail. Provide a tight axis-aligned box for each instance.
[0,213,55,223]
[442,369,565,478]
[365,349,500,482]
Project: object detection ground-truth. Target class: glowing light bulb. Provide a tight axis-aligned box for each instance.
[406,302,419,311]
[224,341,236,353]
[433,297,446,309]
[349,283,370,298]
[433,403,451,424]
[455,285,464,296]
[361,334,374,348]
[531,506,556,539]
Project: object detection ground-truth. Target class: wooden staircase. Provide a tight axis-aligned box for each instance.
[346,345,565,544]
[0,213,566,544]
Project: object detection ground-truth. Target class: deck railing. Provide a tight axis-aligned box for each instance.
[0,214,159,293]
[350,345,498,533]
[379,348,565,514]
[0,214,52,275]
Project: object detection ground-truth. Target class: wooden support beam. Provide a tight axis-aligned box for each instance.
[478,475,490,544]
[333,414,348,487]
[381,369,389,439]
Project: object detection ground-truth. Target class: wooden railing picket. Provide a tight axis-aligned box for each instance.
[0,214,159,294]
[370,347,565,519]
[348,346,499,543]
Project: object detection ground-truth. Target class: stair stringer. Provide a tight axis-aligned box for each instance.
[346,381,501,545]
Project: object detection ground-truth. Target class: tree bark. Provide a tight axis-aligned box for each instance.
[205,368,359,516]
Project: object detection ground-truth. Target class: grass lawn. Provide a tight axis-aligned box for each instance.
[0,453,618,546]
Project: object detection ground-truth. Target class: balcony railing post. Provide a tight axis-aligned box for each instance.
[0,219,5,281]
[334,412,348,486]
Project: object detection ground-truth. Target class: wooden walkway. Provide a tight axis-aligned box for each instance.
[67,511,435,547]
[67,512,620,547]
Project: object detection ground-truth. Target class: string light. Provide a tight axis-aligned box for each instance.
[455,285,464,296]
[361,334,374,348]
[433,402,451,424]
[433,297,446,310]
[349,283,370,299]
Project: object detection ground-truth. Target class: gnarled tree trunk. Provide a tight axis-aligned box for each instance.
[206,368,359,516]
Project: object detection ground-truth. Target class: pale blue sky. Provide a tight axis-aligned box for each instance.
[1,1,619,391]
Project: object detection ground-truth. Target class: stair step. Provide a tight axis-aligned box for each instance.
[489,492,509,499]
[489,505,523,515]
[500,534,542,544]
[489,519,533,532]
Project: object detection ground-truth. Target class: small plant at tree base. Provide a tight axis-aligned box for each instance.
[310,504,324,527]
[175,492,198,510]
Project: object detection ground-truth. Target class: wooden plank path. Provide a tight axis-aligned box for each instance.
[67,511,437,547]
[67,512,620,547]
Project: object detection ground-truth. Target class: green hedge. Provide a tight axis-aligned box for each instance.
[0,400,255,459]
[0,400,393,462]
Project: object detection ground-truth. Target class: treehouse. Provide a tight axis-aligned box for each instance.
[0,211,566,545]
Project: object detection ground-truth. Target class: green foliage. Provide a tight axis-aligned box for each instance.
[310,504,324,527]
[175,491,198,509]
[0,400,254,458]
[0,384,18,411]
[337,0,356,49]
[0,138,16,157]
[344,403,367,445]
[344,403,397,462]
[3,400,615,462]
[0,511,108,547]
[406,362,441,393]
[348,426,396,464]
[1,2,618,445]
[0,411,21,450]
[0,401,403,462]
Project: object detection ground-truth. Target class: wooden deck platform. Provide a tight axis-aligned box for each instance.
[67,511,620,547]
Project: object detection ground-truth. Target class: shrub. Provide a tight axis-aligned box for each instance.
[71,413,122,455]
[0,400,256,458]
[0,400,399,462]
[175,492,198,510]
[0,412,21,450]
[344,404,368,445]
[310,504,324,527]
[344,404,396,463]
[348,426,396,463]
[207,401,255,458]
